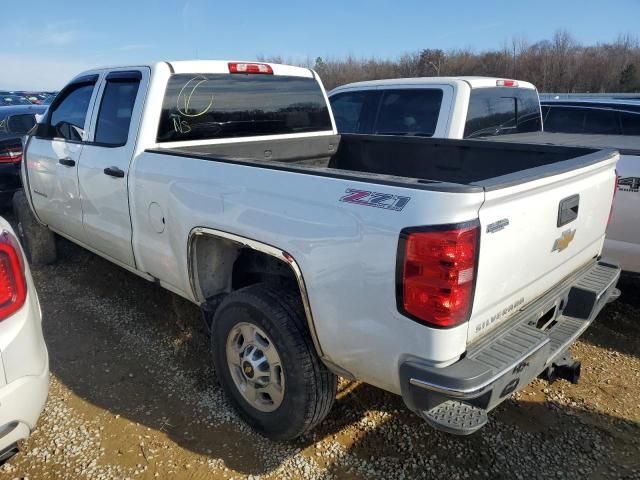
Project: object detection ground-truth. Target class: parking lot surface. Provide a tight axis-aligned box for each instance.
[1,234,638,480]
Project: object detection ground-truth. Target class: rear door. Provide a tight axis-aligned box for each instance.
[78,68,148,268]
[26,75,99,242]
[468,154,618,343]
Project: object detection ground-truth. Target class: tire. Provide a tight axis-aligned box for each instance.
[211,283,337,440]
[12,190,57,265]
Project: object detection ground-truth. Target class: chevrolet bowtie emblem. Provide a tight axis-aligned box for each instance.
[552,229,576,252]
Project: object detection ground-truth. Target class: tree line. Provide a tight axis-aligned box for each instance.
[260,31,640,93]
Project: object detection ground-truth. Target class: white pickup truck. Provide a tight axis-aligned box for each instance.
[16,62,620,439]
[330,78,639,274]
[328,77,542,140]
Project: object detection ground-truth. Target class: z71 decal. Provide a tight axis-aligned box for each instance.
[340,188,411,211]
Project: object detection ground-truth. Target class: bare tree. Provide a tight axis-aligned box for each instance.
[263,30,640,92]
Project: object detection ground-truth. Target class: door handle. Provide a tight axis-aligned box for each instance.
[104,166,125,178]
[59,158,76,167]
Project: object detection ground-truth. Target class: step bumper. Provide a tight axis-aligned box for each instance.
[399,259,621,435]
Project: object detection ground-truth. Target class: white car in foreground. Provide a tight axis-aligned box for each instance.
[0,213,48,462]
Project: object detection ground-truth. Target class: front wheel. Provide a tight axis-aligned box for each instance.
[12,190,57,265]
[211,284,337,440]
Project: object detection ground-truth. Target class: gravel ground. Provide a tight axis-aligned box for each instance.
[0,234,638,480]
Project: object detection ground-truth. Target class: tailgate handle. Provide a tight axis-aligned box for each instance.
[558,194,579,227]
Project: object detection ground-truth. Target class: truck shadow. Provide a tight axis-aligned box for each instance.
[580,273,640,359]
[34,238,640,478]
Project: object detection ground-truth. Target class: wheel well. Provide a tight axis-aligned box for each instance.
[190,230,328,363]
[232,249,297,290]
[191,233,297,304]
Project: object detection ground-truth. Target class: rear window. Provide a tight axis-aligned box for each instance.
[374,89,443,137]
[330,91,370,133]
[620,111,640,135]
[543,105,628,135]
[543,106,587,133]
[582,109,619,134]
[157,74,332,142]
[464,87,541,138]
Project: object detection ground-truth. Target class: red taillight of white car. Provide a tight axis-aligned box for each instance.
[0,146,22,164]
[397,222,479,328]
[228,62,274,74]
[0,231,27,321]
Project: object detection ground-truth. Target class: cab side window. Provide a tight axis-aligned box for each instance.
[94,77,141,146]
[49,83,96,142]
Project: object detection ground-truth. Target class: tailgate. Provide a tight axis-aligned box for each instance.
[468,152,618,343]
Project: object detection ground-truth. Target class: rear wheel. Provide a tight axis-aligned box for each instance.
[211,283,337,440]
[12,190,57,265]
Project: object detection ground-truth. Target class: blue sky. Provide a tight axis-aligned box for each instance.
[2,0,639,90]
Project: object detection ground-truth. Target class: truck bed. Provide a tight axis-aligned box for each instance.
[154,134,615,192]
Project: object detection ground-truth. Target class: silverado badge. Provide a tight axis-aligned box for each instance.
[552,229,576,252]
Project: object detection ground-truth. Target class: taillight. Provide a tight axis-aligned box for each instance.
[607,172,619,228]
[0,231,26,321]
[496,79,519,87]
[228,62,273,74]
[396,222,479,328]
[0,147,22,164]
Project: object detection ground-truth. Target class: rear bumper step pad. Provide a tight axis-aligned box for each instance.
[419,400,487,436]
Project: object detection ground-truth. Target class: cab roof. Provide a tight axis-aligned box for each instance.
[329,76,537,94]
[72,60,315,81]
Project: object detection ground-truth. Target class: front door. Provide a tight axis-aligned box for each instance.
[77,69,147,268]
[26,76,99,242]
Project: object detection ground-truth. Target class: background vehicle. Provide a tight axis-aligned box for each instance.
[41,94,56,106]
[17,62,619,440]
[508,98,640,274]
[0,215,48,463]
[330,79,639,273]
[328,77,542,139]
[0,106,41,206]
[0,96,32,107]
[541,98,640,135]
[489,131,640,273]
